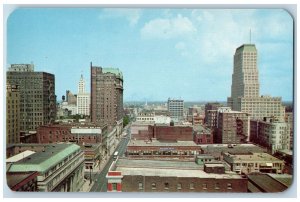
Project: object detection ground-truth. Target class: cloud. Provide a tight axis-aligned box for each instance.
[99,9,141,26]
[140,14,196,39]
[175,42,188,56]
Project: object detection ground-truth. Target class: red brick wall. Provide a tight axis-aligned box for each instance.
[194,133,214,144]
[149,125,193,141]
[121,175,248,192]
[36,125,101,145]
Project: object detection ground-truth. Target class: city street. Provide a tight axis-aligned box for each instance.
[89,126,131,192]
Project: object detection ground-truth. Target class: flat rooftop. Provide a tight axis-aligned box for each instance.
[224,152,283,163]
[8,143,80,173]
[201,144,266,155]
[114,158,242,179]
[128,140,198,147]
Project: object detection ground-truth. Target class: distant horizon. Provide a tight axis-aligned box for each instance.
[7,8,293,102]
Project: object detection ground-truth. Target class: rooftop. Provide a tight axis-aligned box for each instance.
[8,143,81,174]
[223,152,283,163]
[247,173,290,192]
[128,140,198,147]
[6,150,36,163]
[102,68,123,79]
[236,44,257,52]
[114,158,242,179]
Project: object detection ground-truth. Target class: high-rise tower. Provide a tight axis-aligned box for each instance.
[228,44,285,121]
[77,75,90,116]
[90,63,123,126]
[7,64,56,132]
[231,44,260,98]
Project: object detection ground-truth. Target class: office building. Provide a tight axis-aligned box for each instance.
[6,84,20,144]
[77,75,90,116]
[167,98,184,121]
[250,117,291,154]
[204,103,222,128]
[227,44,285,121]
[216,108,250,144]
[7,64,56,132]
[90,63,123,127]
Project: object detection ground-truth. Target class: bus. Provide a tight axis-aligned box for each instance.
[113,151,119,159]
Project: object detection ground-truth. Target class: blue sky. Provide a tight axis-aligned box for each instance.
[6,8,293,102]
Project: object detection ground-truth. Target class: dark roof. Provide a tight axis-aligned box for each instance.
[247,173,289,192]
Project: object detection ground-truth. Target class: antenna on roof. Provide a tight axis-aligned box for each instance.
[249,29,252,44]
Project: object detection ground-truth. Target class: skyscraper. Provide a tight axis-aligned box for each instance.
[7,64,56,132]
[77,75,90,116]
[90,63,123,126]
[227,44,285,121]
[6,84,20,144]
[167,98,184,122]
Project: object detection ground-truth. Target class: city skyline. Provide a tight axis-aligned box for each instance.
[7,8,293,102]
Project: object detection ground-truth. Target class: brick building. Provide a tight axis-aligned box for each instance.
[193,125,213,144]
[131,124,193,142]
[106,158,248,192]
[204,102,222,128]
[216,108,250,144]
[7,172,39,191]
[7,64,56,132]
[90,63,123,127]
[36,124,103,145]
[126,140,202,159]
[6,84,20,144]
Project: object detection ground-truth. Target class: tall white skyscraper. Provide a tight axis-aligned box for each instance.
[228,44,285,121]
[77,75,90,116]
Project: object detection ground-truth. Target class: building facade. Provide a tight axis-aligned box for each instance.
[106,158,248,192]
[90,63,123,127]
[77,75,90,116]
[227,44,285,121]
[167,98,184,122]
[216,108,250,144]
[222,151,284,175]
[6,84,20,144]
[250,117,291,154]
[6,143,85,192]
[126,140,202,159]
[7,64,56,132]
[204,103,222,127]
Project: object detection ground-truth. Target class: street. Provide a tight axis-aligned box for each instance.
[89,127,131,192]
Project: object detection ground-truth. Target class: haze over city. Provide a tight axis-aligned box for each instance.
[7,8,293,102]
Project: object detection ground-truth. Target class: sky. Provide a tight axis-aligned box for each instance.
[6,8,294,102]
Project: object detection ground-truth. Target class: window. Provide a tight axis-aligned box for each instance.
[215,183,220,190]
[138,182,143,190]
[227,183,232,190]
[177,183,182,190]
[164,182,169,190]
[151,183,156,190]
[203,183,207,190]
[190,183,195,189]
[112,183,117,191]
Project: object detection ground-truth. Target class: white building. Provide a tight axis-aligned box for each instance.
[167,98,184,122]
[77,75,90,116]
[227,44,285,121]
[250,117,291,154]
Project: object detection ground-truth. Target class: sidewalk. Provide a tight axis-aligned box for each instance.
[81,179,94,192]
